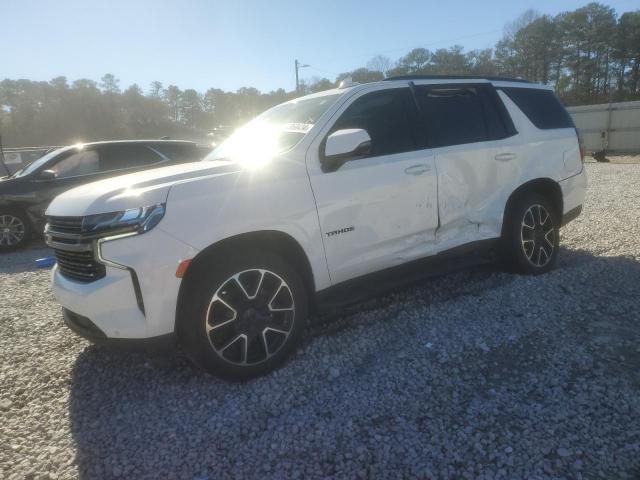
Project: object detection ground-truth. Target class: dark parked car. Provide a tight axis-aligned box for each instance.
[0,140,211,251]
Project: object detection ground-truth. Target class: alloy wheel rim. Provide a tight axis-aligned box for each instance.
[205,269,295,366]
[0,215,26,247]
[520,204,555,267]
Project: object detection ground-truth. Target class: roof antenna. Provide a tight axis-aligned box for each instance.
[338,77,359,89]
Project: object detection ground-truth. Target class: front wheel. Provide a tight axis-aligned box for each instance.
[0,210,31,252]
[503,193,560,275]
[178,250,308,380]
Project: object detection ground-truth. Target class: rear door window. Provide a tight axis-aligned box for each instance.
[98,145,164,171]
[500,87,574,130]
[414,85,512,148]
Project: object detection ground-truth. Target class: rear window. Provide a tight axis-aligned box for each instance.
[500,87,574,130]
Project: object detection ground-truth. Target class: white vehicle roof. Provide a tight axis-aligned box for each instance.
[292,76,552,105]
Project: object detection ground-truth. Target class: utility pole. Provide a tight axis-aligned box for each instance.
[295,59,309,93]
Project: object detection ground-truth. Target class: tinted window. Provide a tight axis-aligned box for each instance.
[500,87,574,130]
[153,143,204,162]
[99,145,163,170]
[331,88,421,157]
[415,86,498,148]
[14,146,72,178]
[50,150,100,178]
[478,89,511,140]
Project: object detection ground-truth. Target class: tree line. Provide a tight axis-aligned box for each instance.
[1,2,638,148]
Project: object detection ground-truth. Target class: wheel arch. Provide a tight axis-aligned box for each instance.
[501,178,563,236]
[0,204,35,237]
[175,230,316,331]
[0,203,30,220]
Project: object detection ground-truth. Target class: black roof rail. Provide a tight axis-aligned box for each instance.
[383,75,533,84]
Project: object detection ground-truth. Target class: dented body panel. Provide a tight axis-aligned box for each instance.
[46,77,587,345]
[430,90,584,254]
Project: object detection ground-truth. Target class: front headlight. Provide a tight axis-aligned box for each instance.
[82,203,165,236]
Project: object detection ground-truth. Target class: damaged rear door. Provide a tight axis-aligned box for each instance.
[413,83,519,250]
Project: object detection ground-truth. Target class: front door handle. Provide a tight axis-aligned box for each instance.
[495,152,516,162]
[404,164,431,176]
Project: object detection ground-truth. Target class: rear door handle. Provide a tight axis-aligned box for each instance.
[404,164,431,176]
[495,153,516,162]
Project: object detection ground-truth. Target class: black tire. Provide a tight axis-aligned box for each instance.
[0,209,32,252]
[178,249,308,381]
[502,193,560,275]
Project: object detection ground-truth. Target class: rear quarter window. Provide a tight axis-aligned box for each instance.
[500,87,574,130]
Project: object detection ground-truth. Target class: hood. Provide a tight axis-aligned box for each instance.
[46,161,240,217]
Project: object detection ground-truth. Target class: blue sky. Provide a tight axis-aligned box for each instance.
[2,0,638,93]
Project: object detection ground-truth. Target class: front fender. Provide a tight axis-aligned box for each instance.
[161,163,331,291]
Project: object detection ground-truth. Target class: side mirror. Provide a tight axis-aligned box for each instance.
[322,128,372,172]
[38,169,57,180]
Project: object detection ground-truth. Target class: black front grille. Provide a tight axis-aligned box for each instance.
[46,216,84,234]
[53,248,106,282]
[46,216,106,283]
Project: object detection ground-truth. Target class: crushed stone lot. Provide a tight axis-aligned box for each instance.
[1,163,640,480]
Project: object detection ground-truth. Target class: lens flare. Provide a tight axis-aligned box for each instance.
[221,123,279,168]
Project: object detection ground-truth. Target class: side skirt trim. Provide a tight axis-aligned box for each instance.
[313,238,499,311]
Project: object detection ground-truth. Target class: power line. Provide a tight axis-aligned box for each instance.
[324,0,638,65]
[298,28,503,82]
[325,27,504,64]
[299,0,640,83]
[305,66,340,77]
[301,28,502,78]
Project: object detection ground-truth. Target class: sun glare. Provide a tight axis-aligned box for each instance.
[223,123,280,169]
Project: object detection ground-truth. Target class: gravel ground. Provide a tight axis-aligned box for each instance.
[1,163,640,480]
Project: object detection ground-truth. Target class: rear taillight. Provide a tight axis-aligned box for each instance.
[575,128,585,163]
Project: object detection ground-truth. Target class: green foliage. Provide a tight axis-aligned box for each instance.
[100,74,120,94]
[335,68,384,85]
[0,2,638,147]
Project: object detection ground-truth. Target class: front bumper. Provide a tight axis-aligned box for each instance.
[52,226,199,340]
[62,308,176,349]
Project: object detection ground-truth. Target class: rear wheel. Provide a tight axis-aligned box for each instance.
[0,210,31,252]
[178,249,308,380]
[503,193,559,275]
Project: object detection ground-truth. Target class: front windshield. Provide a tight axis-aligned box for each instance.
[205,93,341,163]
[12,147,69,177]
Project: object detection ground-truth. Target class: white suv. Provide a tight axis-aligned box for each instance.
[45,76,587,379]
